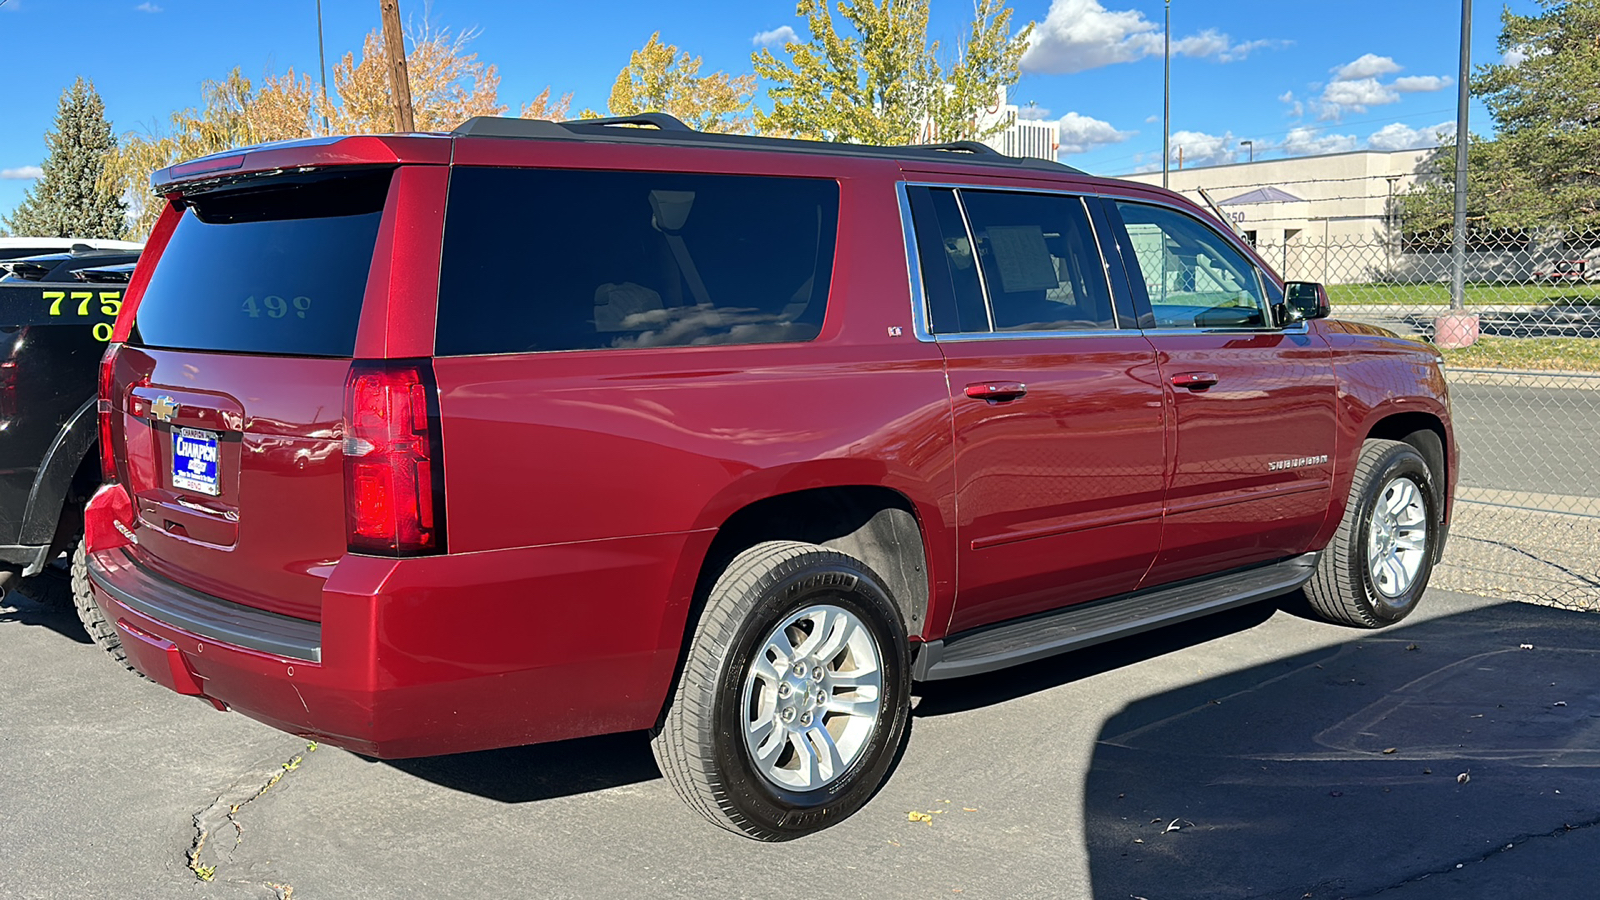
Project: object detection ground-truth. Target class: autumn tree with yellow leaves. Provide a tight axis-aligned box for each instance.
[106,22,571,236]
[753,0,1031,145]
[603,33,757,133]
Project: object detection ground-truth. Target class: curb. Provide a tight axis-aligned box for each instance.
[1444,367,1600,390]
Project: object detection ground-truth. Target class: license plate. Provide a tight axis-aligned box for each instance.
[172,427,221,496]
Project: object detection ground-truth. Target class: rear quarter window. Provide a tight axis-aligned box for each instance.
[435,168,840,355]
[130,169,391,357]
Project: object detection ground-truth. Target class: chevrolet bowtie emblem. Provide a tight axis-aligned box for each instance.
[150,395,179,423]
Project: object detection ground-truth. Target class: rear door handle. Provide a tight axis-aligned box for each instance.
[964,381,1028,403]
[1170,372,1219,391]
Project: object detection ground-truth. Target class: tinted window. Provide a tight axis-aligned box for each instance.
[906,186,989,334]
[1114,201,1267,329]
[436,168,839,355]
[961,190,1115,332]
[130,169,389,357]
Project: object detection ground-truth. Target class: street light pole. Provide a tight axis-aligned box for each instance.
[1162,0,1171,189]
[1240,139,1254,163]
[1449,0,1471,312]
[316,0,330,133]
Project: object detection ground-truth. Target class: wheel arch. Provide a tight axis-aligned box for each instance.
[16,396,100,570]
[1363,410,1453,557]
[654,483,938,729]
[695,485,933,637]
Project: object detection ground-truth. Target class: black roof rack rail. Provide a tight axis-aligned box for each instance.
[450,115,1083,174]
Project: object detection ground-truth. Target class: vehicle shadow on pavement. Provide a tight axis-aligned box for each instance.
[379,731,663,803]
[0,585,92,646]
[1081,599,1600,899]
[913,600,1280,717]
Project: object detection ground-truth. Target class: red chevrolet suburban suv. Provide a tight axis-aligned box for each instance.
[82,114,1455,840]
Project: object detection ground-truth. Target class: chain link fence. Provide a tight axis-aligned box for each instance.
[1255,231,1600,611]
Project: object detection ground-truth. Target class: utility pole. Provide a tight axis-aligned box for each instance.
[316,0,330,133]
[1162,0,1171,189]
[379,0,415,133]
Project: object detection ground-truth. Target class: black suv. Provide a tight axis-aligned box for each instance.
[1,246,139,620]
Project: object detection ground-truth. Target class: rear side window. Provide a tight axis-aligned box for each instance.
[435,168,840,355]
[906,186,990,334]
[130,169,390,357]
[959,190,1115,332]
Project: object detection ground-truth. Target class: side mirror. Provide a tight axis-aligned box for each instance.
[1271,301,1305,328]
[1285,281,1331,320]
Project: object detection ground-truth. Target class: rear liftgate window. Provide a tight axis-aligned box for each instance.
[435,168,841,355]
[130,169,391,357]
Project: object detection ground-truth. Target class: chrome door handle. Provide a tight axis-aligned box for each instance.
[1170,372,1219,391]
[964,381,1028,403]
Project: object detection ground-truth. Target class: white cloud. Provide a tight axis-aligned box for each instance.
[1393,75,1450,93]
[1021,0,1280,74]
[1169,29,1229,59]
[1278,89,1304,118]
[1311,55,1450,121]
[1218,38,1287,63]
[1319,77,1400,117]
[1055,112,1134,155]
[751,25,797,48]
[1502,45,1531,67]
[1144,114,1159,124]
[1334,53,1401,80]
[1,165,43,180]
[1366,120,1454,151]
[1281,126,1357,156]
[1169,130,1237,167]
[135,2,162,11]
[1016,104,1053,121]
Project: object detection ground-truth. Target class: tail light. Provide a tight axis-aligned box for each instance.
[98,344,120,482]
[343,359,446,556]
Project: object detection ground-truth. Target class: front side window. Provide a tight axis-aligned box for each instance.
[1114,201,1268,329]
[436,169,839,355]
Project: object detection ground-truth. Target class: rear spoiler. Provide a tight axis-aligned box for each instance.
[150,133,450,194]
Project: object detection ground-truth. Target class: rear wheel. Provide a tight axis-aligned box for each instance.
[1306,439,1439,627]
[69,538,140,674]
[652,541,911,840]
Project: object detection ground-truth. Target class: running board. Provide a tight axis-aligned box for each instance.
[914,553,1319,681]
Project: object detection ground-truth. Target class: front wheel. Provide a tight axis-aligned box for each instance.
[1306,439,1440,627]
[652,541,911,841]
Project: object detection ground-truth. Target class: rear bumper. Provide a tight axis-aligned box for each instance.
[87,530,704,758]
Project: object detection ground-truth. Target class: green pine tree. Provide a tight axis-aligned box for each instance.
[2,77,128,239]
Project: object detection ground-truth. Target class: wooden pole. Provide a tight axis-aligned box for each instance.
[379,0,414,133]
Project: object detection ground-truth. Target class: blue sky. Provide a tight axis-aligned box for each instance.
[2,0,1535,226]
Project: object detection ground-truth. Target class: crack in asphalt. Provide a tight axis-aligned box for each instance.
[1345,812,1600,898]
[186,746,313,890]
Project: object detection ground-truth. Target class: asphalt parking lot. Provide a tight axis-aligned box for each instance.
[4,586,1598,900]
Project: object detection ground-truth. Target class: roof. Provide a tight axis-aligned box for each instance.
[1219,186,1305,205]
[452,113,1084,175]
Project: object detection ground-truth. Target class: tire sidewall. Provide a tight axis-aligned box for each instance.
[1350,446,1437,624]
[709,555,910,838]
